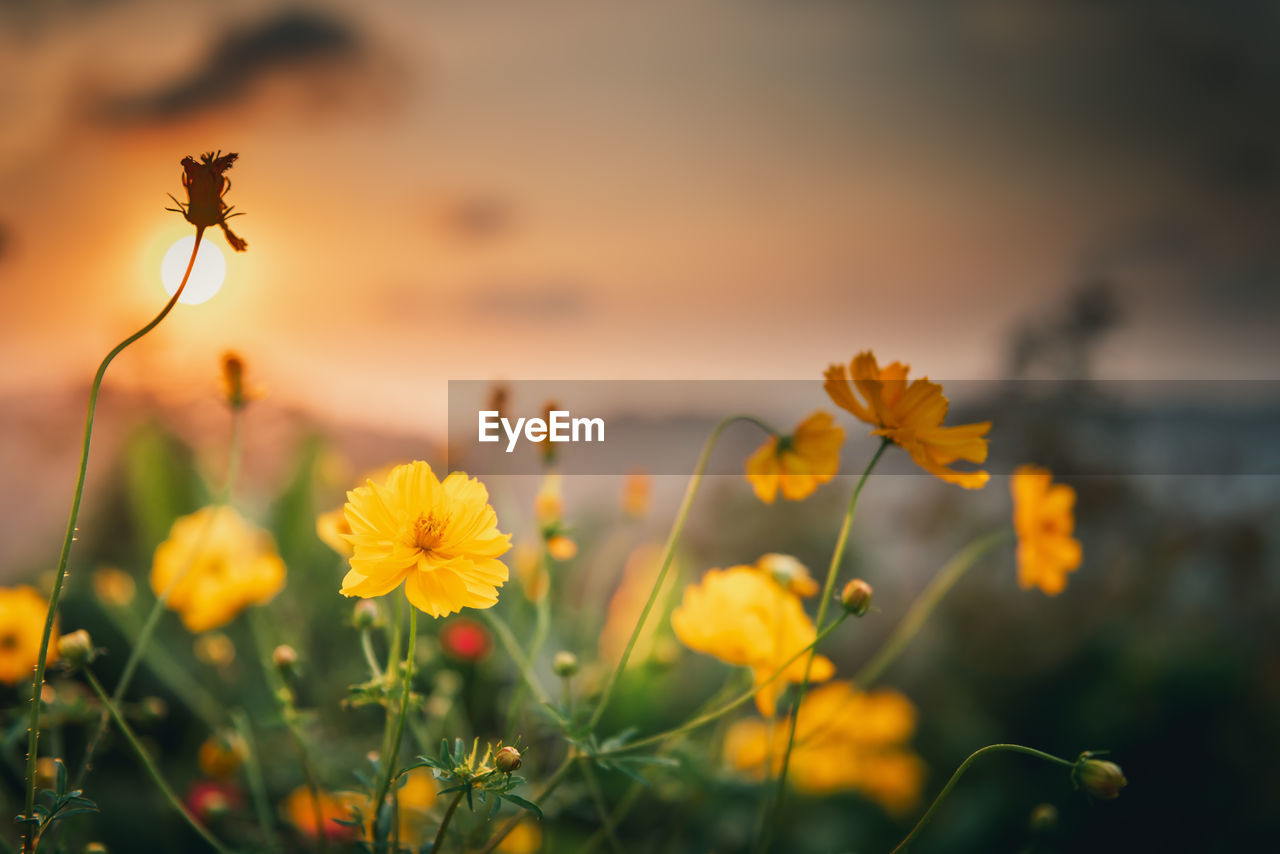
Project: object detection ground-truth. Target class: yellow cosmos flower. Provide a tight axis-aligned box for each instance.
[316,508,354,558]
[1012,465,1082,595]
[151,506,286,633]
[671,565,834,716]
[497,819,543,854]
[724,682,925,816]
[340,461,512,618]
[745,411,844,503]
[824,351,991,489]
[0,586,58,685]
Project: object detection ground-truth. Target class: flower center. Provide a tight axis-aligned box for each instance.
[413,512,448,552]
[0,632,18,651]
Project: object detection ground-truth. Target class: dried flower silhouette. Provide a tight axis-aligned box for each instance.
[1012,465,1083,595]
[339,461,512,617]
[167,151,248,251]
[824,351,991,488]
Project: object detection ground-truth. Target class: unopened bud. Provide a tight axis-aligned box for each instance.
[58,629,94,666]
[1073,755,1127,800]
[353,600,380,629]
[495,745,522,773]
[272,644,298,672]
[840,579,873,616]
[1029,803,1058,833]
[552,651,579,677]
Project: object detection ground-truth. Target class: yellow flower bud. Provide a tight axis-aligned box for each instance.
[840,579,873,617]
[57,629,94,667]
[552,651,579,677]
[1073,755,1127,800]
[495,745,522,773]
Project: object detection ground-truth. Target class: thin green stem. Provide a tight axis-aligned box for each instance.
[481,611,551,707]
[762,438,889,850]
[479,752,577,854]
[82,668,236,854]
[430,790,464,854]
[599,615,848,755]
[579,762,624,854]
[249,610,327,854]
[588,414,775,729]
[854,530,1012,690]
[75,405,244,789]
[361,628,384,680]
[890,744,1074,853]
[231,709,283,854]
[373,607,417,850]
[25,229,205,851]
[503,549,553,732]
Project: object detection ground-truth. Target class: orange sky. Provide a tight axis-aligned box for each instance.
[2,1,1277,433]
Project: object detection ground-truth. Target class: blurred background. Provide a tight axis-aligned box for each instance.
[2,1,1279,851]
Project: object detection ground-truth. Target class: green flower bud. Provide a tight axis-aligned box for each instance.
[1073,755,1127,800]
[840,579,873,616]
[57,629,95,667]
[495,745,522,773]
[553,651,580,677]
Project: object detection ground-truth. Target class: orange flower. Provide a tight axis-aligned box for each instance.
[824,351,991,489]
[1011,465,1082,595]
[745,411,844,503]
[198,732,248,779]
[671,565,834,716]
[281,786,360,841]
[724,682,925,815]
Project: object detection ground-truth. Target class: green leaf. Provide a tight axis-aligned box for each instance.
[501,794,543,820]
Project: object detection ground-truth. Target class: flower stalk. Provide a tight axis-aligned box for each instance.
[24,228,206,851]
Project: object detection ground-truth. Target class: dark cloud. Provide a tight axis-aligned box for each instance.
[101,10,364,121]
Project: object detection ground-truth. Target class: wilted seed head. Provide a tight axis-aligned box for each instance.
[552,651,579,678]
[169,151,248,251]
[495,745,522,773]
[57,629,94,667]
[1073,754,1127,800]
[840,579,874,617]
[353,599,380,629]
[272,644,298,672]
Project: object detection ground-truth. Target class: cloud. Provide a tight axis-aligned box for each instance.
[463,280,589,320]
[101,9,365,122]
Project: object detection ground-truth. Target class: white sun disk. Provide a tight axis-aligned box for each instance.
[161,236,226,304]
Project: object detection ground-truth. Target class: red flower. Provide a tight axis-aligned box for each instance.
[440,617,492,661]
[186,781,243,823]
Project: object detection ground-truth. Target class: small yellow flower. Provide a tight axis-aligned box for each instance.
[198,731,248,779]
[755,553,819,597]
[92,567,136,607]
[824,351,991,489]
[1012,465,1082,595]
[724,682,924,816]
[340,461,512,618]
[193,633,236,668]
[534,474,565,525]
[745,411,844,503]
[671,565,834,716]
[316,508,354,558]
[0,586,57,685]
[546,534,577,561]
[513,544,548,602]
[151,506,286,633]
[497,820,543,854]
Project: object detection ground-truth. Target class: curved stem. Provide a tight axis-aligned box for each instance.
[482,611,551,709]
[854,530,1011,690]
[24,229,204,849]
[82,668,236,854]
[580,762,624,854]
[762,438,888,850]
[588,414,775,729]
[373,606,417,849]
[890,744,1073,853]
[75,405,244,789]
[430,790,464,853]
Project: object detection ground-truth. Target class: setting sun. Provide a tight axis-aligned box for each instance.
[161,236,225,304]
